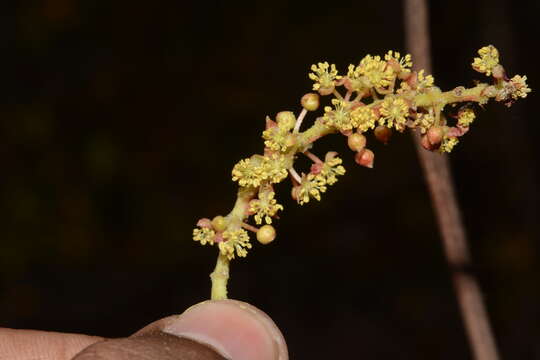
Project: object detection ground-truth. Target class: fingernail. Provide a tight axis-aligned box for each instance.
[162,300,288,360]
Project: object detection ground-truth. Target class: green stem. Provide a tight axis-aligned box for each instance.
[210,252,230,300]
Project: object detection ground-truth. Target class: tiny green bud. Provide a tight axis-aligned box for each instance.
[211,216,227,232]
[374,126,392,145]
[257,224,276,245]
[276,111,296,130]
[347,133,366,152]
[354,148,374,168]
[301,93,320,111]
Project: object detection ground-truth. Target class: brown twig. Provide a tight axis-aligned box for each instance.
[403,1,500,359]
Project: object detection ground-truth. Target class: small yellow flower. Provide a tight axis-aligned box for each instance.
[358,54,394,88]
[379,96,409,131]
[417,70,435,90]
[440,136,459,153]
[296,174,327,205]
[193,227,215,246]
[509,75,531,100]
[309,62,342,94]
[350,106,377,133]
[323,99,354,131]
[219,229,252,260]
[345,64,365,92]
[262,125,294,152]
[264,154,288,184]
[458,108,475,127]
[384,50,412,74]
[249,190,283,225]
[320,152,345,186]
[472,45,499,76]
[414,112,435,134]
[232,154,288,187]
[232,155,267,188]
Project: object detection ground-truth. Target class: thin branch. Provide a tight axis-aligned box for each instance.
[403,1,500,359]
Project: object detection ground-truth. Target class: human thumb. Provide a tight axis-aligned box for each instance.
[72,299,288,360]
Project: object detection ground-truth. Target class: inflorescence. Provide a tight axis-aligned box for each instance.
[192,46,530,299]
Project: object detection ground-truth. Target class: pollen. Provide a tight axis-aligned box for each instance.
[249,190,284,225]
[379,96,409,131]
[219,229,252,260]
[350,106,378,133]
[358,54,394,88]
[472,45,500,76]
[309,62,342,94]
[458,108,475,127]
[193,227,216,246]
[323,99,354,131]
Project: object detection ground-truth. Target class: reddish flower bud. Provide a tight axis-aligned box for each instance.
[427,126,443,146]
[374,125,392,145]
[196,218,212,228]
[347,133,366,152]
[354,148,374,168]
[310,162,323,174]
[265,116,277,129]
[420,134,436,151]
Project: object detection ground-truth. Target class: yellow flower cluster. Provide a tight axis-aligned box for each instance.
[320,154,346,185]
[379,97,409,131]
[193,227,215,246]
[398,69,434,93]
[440,136,459,153]
[384,51,412,75]
[219,229,252,260]
[357,54,394,88]
[350,106,378,133]
[458,108,475,127]
[472,45,499,76]
[295,174,327,205]
[509,75,531,100]
[417,70,435,90]
[323,99,354,131]
[309,62,341,93]
[295,154,345,205]
[262,125,294,152]
[195,45,531,268]
[232,154,288,188]
[249,190,283,225]
[414,112,435,134]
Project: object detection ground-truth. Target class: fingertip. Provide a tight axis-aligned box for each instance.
[156,300,288,360]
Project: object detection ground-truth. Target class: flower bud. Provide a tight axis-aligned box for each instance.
[211,216,228,232]
[301,93,320,111]
[196,218,212,228]
[374,125,392,145]
[276,111,296,130]
[257,225,276,245]
[420,134,435,151]
[354,148,374,168]
[427,126,443,146]
[347,133,366,152]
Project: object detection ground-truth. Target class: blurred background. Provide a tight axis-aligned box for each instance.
[1,0,538,359]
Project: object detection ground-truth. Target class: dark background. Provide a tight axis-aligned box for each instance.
[1,1,538,359]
